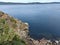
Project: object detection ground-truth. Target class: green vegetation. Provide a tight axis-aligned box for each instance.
[10,17,17,28]
[10,17,17,23]
[0,18,26,45]
[0,35,26,45]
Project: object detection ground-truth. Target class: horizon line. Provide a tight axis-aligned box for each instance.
[0,1,60,3]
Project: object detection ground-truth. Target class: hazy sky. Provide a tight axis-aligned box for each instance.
[0,0,60,3]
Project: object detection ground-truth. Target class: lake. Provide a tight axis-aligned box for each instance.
[0,4,60,40]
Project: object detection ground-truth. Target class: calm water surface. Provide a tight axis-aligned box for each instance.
[0,4,60,39]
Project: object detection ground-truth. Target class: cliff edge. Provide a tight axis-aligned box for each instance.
[0,11,29,45]
[0,11,60,45]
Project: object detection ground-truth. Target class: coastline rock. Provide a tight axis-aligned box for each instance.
[0,11,29,45]
[0,11,60,45]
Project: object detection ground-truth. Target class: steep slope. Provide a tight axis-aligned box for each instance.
[0,11,29,45]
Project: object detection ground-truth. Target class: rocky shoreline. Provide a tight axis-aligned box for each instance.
[26,37,60,45]
[0,11,60,45]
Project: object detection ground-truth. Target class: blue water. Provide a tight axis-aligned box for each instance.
[0,4,60,39]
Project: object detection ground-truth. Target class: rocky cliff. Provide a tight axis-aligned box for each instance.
[0,11,60,45]
[0,11,29,45]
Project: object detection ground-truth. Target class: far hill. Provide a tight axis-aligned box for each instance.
[0,2,60,5]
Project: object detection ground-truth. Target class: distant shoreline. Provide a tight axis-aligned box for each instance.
[0,2,60,5]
